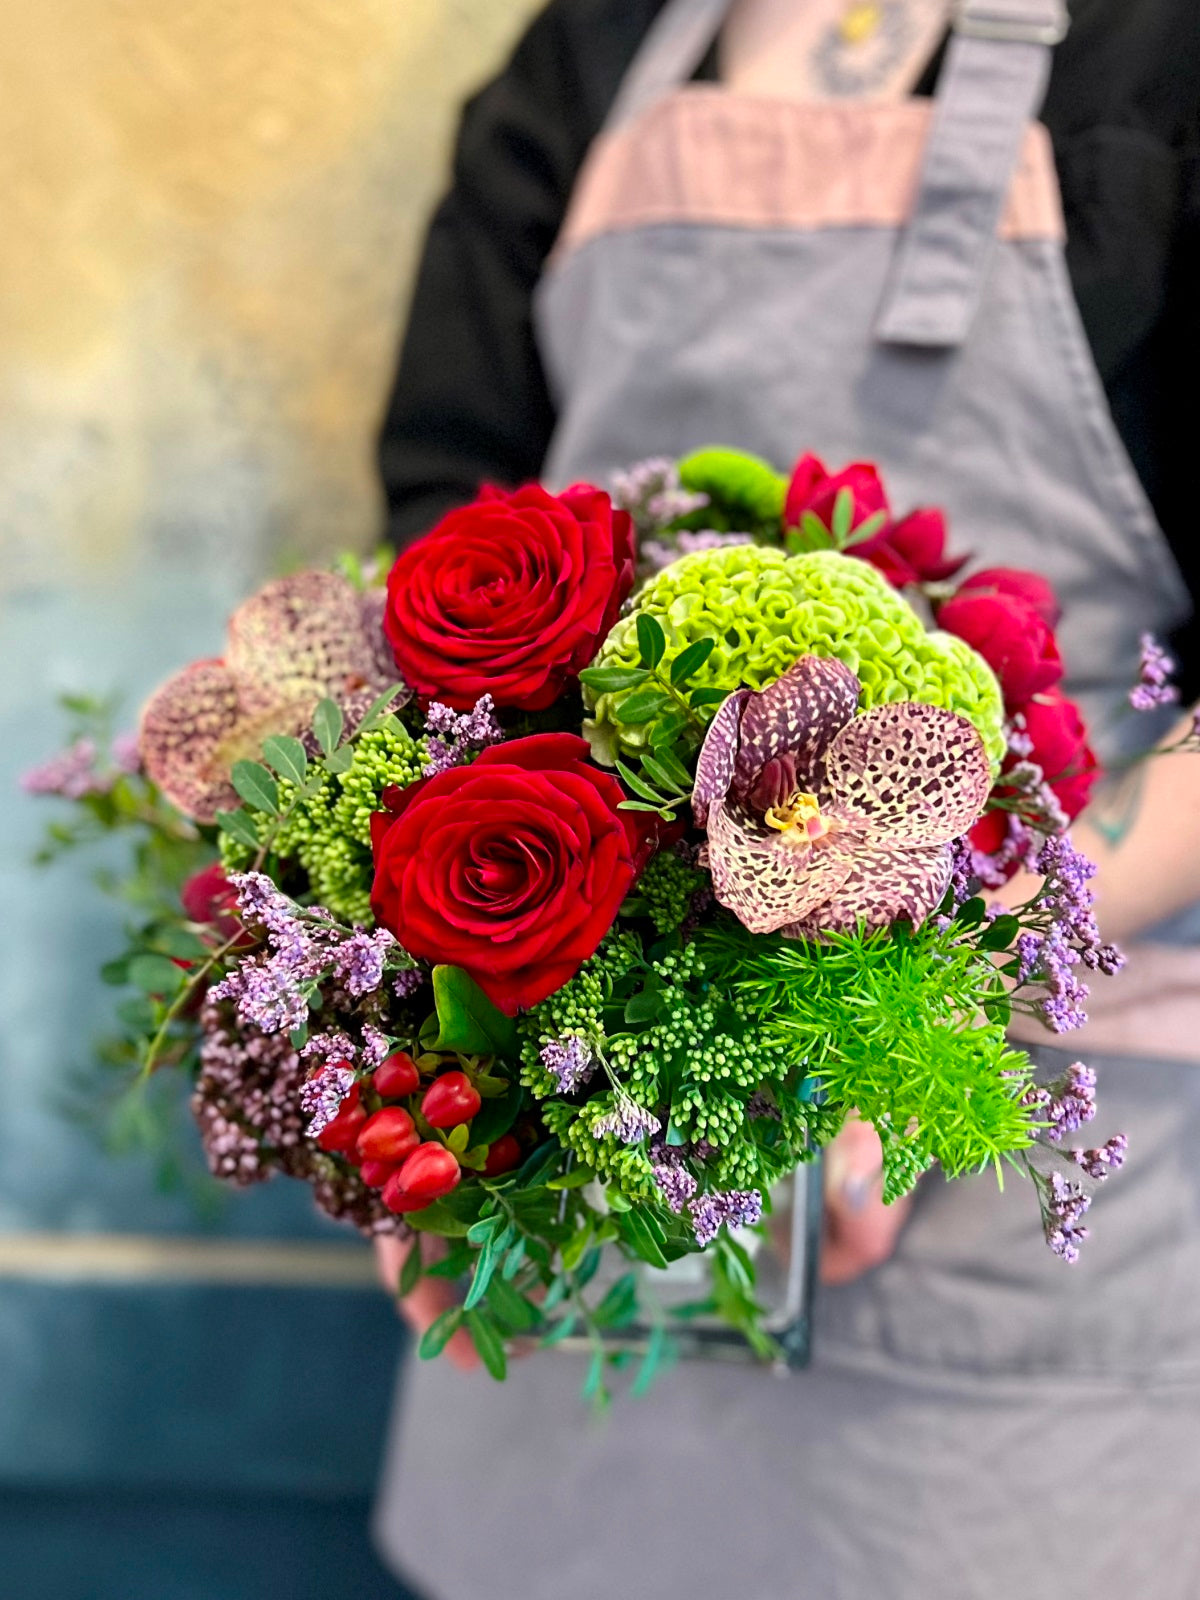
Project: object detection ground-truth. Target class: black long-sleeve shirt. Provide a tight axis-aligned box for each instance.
[378,0,1200,664]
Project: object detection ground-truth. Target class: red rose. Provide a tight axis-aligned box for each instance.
[1018,689,1099,821]
[383,483,635,712]
[852,507,966,587]
[784,453,888,534]
[937,589,1063,708]
[369,734,648,1014]
[953,566,1061,629]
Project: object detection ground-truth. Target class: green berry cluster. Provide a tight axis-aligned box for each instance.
[634,850,707,935]
[220,722,428,924]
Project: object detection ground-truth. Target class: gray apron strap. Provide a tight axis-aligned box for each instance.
[605,0,731,130]
[875,0,1068,348]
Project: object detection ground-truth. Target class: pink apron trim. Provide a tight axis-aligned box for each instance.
[1007,942,1200,1064]
[553,87,1065,264]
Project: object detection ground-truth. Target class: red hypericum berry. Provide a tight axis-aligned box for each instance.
[482,1134,522,1177]
[373,1051,421,1100]
[359,1158,398,1190]
[315,1084,366,1155]
[420,1071,482,1131]
[385,1143,462,1210]
[356,1107,420,1164]
[380,1176,432,1214]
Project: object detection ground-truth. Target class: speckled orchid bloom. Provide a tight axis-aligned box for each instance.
[140,572,406,822]
[692,656,991,936]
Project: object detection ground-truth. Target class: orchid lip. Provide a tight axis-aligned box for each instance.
[763,791,838,848]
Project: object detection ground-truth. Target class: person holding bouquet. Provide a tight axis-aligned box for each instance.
[366,0,1200,1597]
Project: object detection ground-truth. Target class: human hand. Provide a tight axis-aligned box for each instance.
[819,1115,912,1284]
[375,1232,479,1371]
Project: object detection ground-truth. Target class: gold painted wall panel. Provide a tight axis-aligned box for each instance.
[0,0,544,583]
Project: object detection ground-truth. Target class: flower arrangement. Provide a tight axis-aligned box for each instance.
[27,447,1137,1393]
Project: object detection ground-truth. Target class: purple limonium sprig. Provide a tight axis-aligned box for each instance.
[971,811,1035,889]
[1024,1060,1097,1141]
[650,1140,699,1214]
[422,694,502,777]
[593,1100,661,1146]
[642,529,754,572]
[21,737,108,799]
[1130,633,1180,712]
[330,927,395,998]
[539,1034,597,1095]
[1071,1133,1128,1180]
[360,1024,391,1069]
[298,1061,356,1136]
[301,1030,356,1064]
[1006,714,1034,759]
[610,457,710,536]
[690,1189,764,1247]
[1041,1171,1092,1264]
[393,965,428,1000]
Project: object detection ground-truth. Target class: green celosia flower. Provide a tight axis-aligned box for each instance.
[584,546,1005,770]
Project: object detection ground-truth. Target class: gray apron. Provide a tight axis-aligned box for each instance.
[375,4,1200,1595]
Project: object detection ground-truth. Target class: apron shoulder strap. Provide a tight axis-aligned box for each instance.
[875,0,1069,349]
[605,0,731,131]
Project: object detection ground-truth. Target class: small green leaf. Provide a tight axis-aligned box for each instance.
[842,509,888,549]
[619,799,670,813]
[979,914,1021,951]
[312,698,344,758]
[831,486,854,544]
[501,1236,526,1281]
[689,687,731,709]
[669,636,716,685]
[560,1224,592,1274]
[578,666,649,695]
[640,752,689,797]
[356,683,409,736]
[467,1214,503,1246]
[215,808,260,850]
[636,613,666,669]
[648,745,695,792]
[631,1321,670,1397]
[463,1242,499,1310]
[956,896,987,927]
[468,1083,522,1148]
[615,759,669,805]
[417,1305,464,1359]
[582,1345,607,1403]
[260,735,308,787]
[429,965,519,1058]
[398,1239,423,1297]
[127,953,186,996]
[647,709,690,747]
[592,1272,639,1330]
[486,1275,541,1333]
[624,988,664,1024]
[539,1311,578,1347]
[231,760,279,815]
[289,1023,308,1050]
[616,1207,670,1270]
[546,1167,596,1191]
[466,1308,508,1380]
[322,745,355,776]
[614,685,671,725]
[100,957,130,987]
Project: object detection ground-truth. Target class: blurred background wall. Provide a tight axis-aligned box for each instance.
[0,4,541,1596]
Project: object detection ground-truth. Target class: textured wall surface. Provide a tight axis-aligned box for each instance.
[0,0,543,584]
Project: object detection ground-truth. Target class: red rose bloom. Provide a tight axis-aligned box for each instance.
[369,734,649,1015]
[937,588,1063,708]
[852,507,966,587]
[1019,689,1099,821]
[952,566,1062,629]
[383,483,635,712]
[784,452,888,534]
[181,863,253,948]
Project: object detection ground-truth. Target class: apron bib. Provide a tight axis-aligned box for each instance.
[375,8,1200,1596]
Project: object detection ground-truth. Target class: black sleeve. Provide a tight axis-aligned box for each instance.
[377,0,667,547]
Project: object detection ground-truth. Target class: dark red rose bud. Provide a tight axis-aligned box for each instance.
[383,1145,461,1212]
[359,1158,399,1190]
[420,1071,482,1131]
[373,1051,421,1100]
[315,1085,366,1155]
[784,452,887,534]
[953,566,1062,629]
[180,862,253,947]
[1018,689,1099,821]
[853,507,966,587]
[383,481,635,712]
[937,590,1063,708]
[356,1107,421,1164]
[482,1134,522,1178]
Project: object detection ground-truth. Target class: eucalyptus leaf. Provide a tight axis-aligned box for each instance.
[669,636,716,685]
[578,666,649,695]
[312,698,344,758]
[636,613,666,670]
[614,685,671,725]
[616,1207,670,1270]
[215,809,260,851]
[127,953,187,996]
[322,745,355,776]
[230,761,279,815]
[466,1309,508,1380]
[356,683,409,736]
[260,735,308,787]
